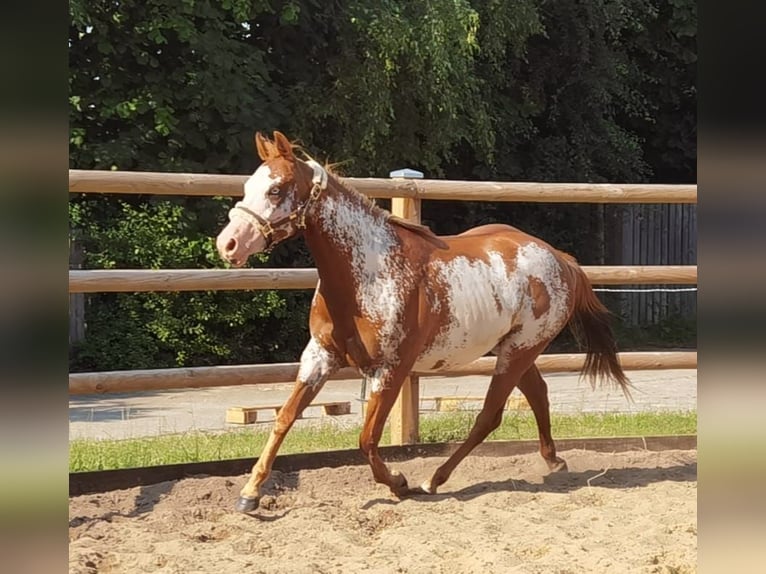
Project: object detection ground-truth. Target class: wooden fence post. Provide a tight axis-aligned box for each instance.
[388,168,423,445]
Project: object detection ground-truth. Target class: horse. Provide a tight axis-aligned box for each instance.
[215,130,631,512]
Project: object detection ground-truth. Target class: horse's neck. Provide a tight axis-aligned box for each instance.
[305,178,402,293]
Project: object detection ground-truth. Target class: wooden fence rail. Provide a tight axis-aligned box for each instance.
[68,265,697,293]
[69,351,697,395]
[69,169,697,203]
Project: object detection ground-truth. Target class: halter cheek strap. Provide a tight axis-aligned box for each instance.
[228,160,328,252]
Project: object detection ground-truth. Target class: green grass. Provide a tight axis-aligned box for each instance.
[69,410,696,473]
[420,410,696,443]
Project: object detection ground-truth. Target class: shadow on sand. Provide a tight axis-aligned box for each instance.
[361,461,696,510]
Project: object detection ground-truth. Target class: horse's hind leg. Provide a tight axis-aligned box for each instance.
[517,365,567,472]
[420,348,543,495]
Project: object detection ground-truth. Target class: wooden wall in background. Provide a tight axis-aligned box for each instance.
[615,204,697,325]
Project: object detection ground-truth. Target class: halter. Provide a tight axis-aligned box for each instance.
[228,160,328,252]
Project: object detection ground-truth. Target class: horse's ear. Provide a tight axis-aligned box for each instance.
[255,132,272,161]
[272,131,295,161]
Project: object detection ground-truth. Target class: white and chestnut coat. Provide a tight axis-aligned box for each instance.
[216,131,629,512]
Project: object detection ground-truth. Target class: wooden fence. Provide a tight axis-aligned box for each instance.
[68,169,697,445]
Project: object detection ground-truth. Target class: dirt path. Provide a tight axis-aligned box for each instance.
[69,448,697,573]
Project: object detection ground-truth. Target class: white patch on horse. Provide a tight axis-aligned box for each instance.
[414,243,570,373]
[414,251,519,371]
[234,165,284,221]
[368,368,386,394]
[508,242,570,349]
[298,337,338,388]
[317,195,413,358]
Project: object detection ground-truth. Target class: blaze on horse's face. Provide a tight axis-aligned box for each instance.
[216,132,303,266]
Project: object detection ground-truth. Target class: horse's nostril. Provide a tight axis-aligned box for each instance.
[225,238,237,253]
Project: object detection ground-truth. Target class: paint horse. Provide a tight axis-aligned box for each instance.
[216,131,630,512]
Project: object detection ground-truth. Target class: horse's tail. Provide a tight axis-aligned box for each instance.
[567,262,633,400]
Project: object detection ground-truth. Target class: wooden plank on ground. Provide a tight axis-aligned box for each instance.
[422,396,531,412]
[225,402,351,424]
[225,407,258,425]
[322,402,351,415]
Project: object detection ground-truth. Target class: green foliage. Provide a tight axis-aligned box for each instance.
[68,0,697,372]
[68,197,311,371]
[618,0,697,182]
[68,0,277,173]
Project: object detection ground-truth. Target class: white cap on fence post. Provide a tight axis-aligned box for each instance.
[389,168,424,179]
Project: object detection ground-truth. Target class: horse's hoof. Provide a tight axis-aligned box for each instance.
[390,470,410,498]
[548,458,568,473]
[235,496,260,513]
[419,479,437,495]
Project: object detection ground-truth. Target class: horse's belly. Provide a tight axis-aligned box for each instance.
[413,321,507,371]
[413,254,519,371]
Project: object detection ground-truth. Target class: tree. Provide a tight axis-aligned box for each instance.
[68,0,697,371]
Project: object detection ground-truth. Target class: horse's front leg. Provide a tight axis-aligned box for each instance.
[236,338,340,512]
[359,366,413,498]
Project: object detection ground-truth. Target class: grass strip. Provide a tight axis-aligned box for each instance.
[70,410,696,472]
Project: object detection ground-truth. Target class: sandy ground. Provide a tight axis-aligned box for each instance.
[69,447,697,574]
[69,369,697,440]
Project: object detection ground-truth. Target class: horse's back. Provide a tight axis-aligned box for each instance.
[434,222,580,307]
[456,223,522,237]
[437,223,563,261]
[434,223,521,242]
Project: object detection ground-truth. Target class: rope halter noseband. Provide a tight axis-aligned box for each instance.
[228,160,328,253]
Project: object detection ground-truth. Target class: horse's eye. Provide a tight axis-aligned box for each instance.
[268,187,281,196]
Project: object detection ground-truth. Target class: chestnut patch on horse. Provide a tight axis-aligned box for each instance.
[528,276,551,319]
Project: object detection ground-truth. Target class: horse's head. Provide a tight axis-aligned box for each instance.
[216,130,326,266]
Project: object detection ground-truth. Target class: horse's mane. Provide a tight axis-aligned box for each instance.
[320,162,449,250]
[256,134,446,249]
